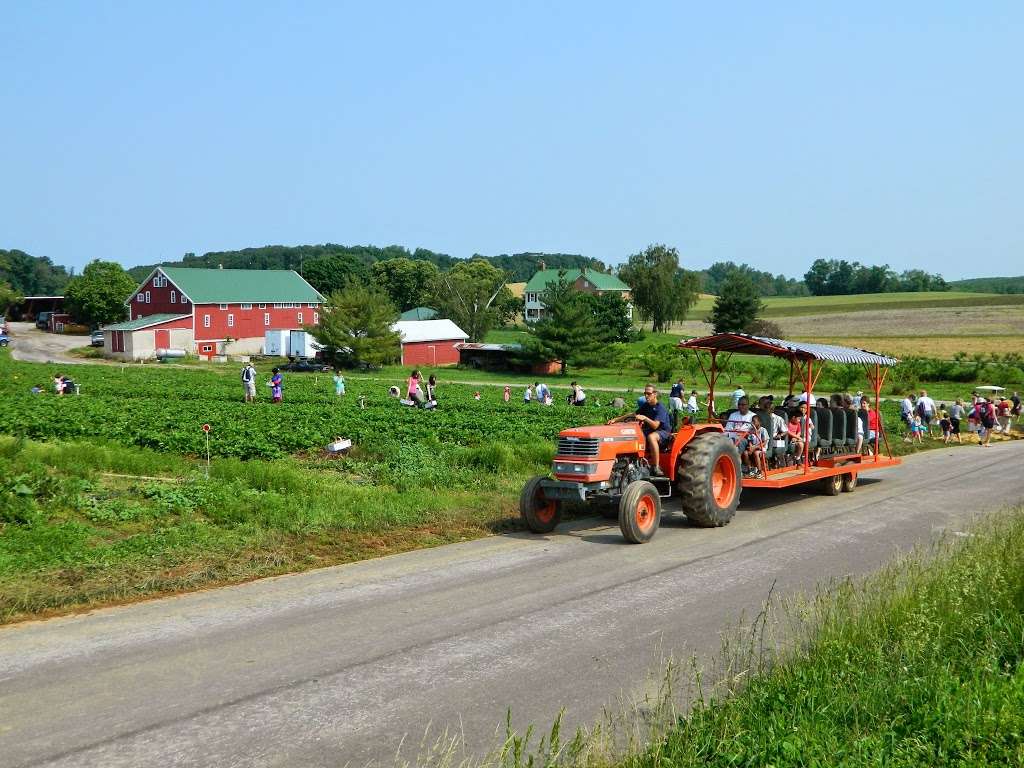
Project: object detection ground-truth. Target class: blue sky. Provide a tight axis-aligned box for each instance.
[2,2,1021,279]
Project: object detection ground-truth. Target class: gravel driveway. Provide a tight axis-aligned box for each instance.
[5,322,91,364]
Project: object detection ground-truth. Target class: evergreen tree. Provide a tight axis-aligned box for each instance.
[309,283,400,367]
[708,271,765,334]
[523,278,603,374]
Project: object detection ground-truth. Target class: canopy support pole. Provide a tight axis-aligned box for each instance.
[804,359,813,475]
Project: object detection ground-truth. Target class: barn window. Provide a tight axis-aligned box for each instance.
[297,312,303,324]
[204,314,211,328]
[308,303,317,308]
[202,344,212,353]
[241,303,252,310]
[258,303,266,309]
[137,293,144,302]
[145,291,151,303]
[227,314,234,328]
[219,304,228,310]
[313,312,319,325]
[170,291,176,304]
[264,313,270,326]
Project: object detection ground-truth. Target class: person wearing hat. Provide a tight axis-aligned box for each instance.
[976,397,996,446]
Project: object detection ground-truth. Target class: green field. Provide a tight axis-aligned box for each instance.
[686,290,1024,319]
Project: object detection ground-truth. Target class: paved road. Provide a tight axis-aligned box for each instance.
[2,443,1023,768]
[6,322,88,364]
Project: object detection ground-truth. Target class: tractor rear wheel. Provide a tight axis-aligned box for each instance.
[519,476,561,533]
[618,480,661,543]
[841,472,858,492]
[821,473,843,496]
[676,433,741,528]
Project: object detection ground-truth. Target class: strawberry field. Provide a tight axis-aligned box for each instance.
[0,353,621,461]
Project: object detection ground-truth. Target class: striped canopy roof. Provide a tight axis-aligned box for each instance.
[678,333,899,366]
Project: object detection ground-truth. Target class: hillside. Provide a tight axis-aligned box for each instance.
[127,245,603,283]
[948,275,1024,294]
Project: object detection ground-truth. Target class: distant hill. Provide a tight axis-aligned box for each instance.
[0,248,71,295]
[948,276,1024,294]
[128,244,603,283]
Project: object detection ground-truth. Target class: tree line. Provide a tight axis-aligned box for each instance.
[128,245,602,284]
[803,259,949,295]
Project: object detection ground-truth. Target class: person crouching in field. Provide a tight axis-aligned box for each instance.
[333,370,345,398]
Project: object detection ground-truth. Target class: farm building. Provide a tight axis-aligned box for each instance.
[113,267,324,359]
[398,306,438,321]
[523,267,631,323]
[102,314,194,361]
[392,319,468,366]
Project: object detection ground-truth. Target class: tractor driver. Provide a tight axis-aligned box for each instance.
[611,385,671,476]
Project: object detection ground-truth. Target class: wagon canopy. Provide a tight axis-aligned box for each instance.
[678,333,899,366]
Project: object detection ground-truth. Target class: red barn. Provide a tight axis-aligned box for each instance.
[392,319,468,367]
[115,266,324,359]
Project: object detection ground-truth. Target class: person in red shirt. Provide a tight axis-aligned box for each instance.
[861,396,880,455]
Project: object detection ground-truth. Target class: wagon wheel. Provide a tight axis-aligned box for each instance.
[519,476,561,533]
[841,472,858,492]
[820,473,843,496]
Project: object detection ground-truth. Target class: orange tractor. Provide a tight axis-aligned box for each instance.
[520,333,901,543]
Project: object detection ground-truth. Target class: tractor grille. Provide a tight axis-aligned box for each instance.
[556,437,601,457]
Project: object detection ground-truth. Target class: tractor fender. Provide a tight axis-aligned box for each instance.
[665,423,725,482]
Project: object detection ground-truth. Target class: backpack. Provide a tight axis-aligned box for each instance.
[241,366,253,383]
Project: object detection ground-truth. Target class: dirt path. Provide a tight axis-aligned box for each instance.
[6,322,90,365]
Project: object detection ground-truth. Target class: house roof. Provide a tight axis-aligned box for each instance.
[678,333,900,366]
[399,306,438,321]
[103,314,192,332]
[524,268,629,293]
[150,267,324,304]
[392,319,468,343]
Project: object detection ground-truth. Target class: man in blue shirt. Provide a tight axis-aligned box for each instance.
[613,385,672,476]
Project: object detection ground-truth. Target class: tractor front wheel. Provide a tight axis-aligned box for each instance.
[676,433,741,527]
[520,476,561,533]
[618,480,661,543]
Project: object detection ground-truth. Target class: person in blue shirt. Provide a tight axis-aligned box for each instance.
[612,385,671,476]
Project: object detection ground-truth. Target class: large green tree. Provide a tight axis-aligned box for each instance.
[308,283,400,368]
[707,271,765,334]
[428,259,512,341]
[618,244,699,333]
[64,260,137,327]
[300,254,369,296]
[578,291,637,343]
[521,279,604,374]
[370,258,440,311]
[0,281,22,315]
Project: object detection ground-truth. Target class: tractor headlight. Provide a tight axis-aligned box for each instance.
[553,462,599,475]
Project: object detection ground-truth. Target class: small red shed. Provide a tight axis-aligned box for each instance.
[392,319,468,367]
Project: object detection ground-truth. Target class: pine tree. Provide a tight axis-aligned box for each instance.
[708,271,765,334]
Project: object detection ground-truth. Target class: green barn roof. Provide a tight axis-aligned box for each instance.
[103,314,192,331]
[399,306,438,321]
[156,267,324,304]
[525,268,629,293]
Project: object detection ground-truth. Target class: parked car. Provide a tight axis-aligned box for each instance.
[90,330,105,347]
[0,332,10,347]
[35,311,54,330]
[281,359,331,373]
